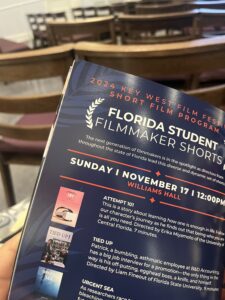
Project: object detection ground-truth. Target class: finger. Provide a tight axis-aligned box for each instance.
[0,233,21,278]
[0,233,21,300]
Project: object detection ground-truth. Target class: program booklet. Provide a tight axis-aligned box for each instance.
[8,60,225,300]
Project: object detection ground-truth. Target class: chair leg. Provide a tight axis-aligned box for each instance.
[0,156,16,207]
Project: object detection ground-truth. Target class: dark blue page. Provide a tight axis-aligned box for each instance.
[9,60,225,300]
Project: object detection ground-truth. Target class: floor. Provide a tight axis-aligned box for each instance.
[0,78,63,211]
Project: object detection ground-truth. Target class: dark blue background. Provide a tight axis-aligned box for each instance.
[9,60,225,300]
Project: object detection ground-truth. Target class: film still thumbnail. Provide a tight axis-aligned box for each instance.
[34,267,63,299]
[41,226,73,268]
[51,187,84,228]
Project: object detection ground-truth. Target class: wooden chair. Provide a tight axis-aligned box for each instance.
[118,11,201,44]
[0,44,74,207]
[27,12,67,49]
[47,16,116,45]
[74,35,225,89]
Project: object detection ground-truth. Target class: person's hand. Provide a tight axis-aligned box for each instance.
[0,233,21,300]
[221,270,225,300]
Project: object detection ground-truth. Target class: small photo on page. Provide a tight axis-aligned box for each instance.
[51,187,84,227]
[41,226,73,268]
[34,267,63,299]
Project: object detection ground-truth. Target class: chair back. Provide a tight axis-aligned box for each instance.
[27,12,67,48]
[0,44,74,141]
[118,11,201,44]
[74,36,225,90]
[47,16,116,45]
[71,8,84,19]
[0,44,74,206]
[96,6,113,16]
[71,7,97,19]
[186,84,225,107]
[71,6,113,19]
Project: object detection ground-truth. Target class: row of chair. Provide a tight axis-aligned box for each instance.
[26,1,225,48]
[26,4,127,48]
[26,2,136,48]
[118,9,225,44]
[46,10,225,46]
[71,1,225,16]
[27,11,117,49]
[71,2,138,17]
[1,36,225,207]
[74,36,225,90]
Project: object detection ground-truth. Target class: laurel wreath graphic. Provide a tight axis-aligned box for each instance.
[86,98,105,129]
